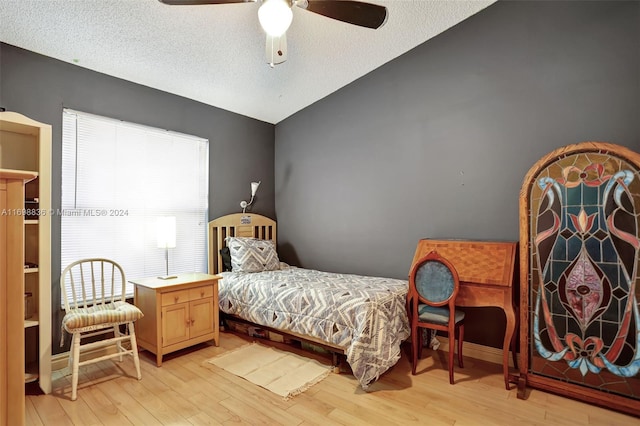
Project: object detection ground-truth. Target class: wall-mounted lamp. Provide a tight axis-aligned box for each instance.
[240,181,261,213]
[156,216,177,280]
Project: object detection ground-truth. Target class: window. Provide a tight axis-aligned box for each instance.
[61,109,208,304]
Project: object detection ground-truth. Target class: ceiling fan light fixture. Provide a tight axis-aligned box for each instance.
[258,0,293,37]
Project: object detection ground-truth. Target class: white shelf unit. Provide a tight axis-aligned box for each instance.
[0,111,52,396]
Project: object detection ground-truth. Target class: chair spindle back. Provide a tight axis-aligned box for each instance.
[61,258,127,311]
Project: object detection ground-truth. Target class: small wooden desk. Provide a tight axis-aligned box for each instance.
[411,239,517,390]
[132,273,220,366]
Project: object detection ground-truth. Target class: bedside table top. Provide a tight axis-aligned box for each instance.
[130,272,220,289]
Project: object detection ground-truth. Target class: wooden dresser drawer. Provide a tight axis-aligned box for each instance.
[189,285,213,301]
[161,289,190,306]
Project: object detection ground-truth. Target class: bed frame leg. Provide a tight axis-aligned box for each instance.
[332,352,346,374]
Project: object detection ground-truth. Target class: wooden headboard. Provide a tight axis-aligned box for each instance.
[207,213,276,275]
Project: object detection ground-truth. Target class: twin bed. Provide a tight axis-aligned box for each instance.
[208,213,410,389]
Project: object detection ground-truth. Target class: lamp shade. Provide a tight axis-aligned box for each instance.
[250,181,261,197]
[156,216,176,249]
[258,0,293,37]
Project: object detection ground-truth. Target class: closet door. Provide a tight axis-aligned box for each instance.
[518,142,640,417]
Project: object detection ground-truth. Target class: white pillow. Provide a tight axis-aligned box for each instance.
[225,237,280,272]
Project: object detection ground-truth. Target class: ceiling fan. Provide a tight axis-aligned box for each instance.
[158,0,388,67]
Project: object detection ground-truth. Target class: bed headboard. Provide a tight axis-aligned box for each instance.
[208,213,277,275]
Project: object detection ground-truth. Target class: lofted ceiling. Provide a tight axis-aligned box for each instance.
[0,0,496,124]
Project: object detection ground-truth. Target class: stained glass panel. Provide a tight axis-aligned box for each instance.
[527,148,640,400]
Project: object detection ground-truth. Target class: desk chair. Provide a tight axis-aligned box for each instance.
[408,250,465,384]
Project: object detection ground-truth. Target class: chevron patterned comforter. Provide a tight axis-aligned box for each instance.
[218,266,410,389]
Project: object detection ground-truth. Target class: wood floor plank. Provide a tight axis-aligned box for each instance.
[155,388,204,421]
[76,386,134,426]
[24,397,45,426]
[283,401,342,426]
[99,379,163,425]
[56,395,102,426]
[313,388,416,425]
[25,332,639,425]
[326,407,392,426]
[326,376,429,424]
[218,397,290,426]
[186,410,224,426]
[210,370,302,425]
[587,408,640,425]
[186,392,239,424]
[29,388,76,426]
[124,380,192,424]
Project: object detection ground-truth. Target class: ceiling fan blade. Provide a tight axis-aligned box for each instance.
[158,0,255,5]
[300,0,388,29]
[266,33,288,67]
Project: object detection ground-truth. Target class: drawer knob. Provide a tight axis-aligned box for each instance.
[174,296,179,303]
[200,290,204,297]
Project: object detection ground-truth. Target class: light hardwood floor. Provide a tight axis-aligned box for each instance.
[26,332,638,425]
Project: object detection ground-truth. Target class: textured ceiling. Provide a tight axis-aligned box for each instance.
[0,0,496,124]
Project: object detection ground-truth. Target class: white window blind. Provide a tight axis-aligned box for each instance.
[61,109,208,304]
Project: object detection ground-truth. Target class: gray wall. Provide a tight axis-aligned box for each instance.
[0,43,275,354]
[275,1,640,347]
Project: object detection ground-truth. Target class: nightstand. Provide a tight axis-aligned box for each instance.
[131,273,220,366]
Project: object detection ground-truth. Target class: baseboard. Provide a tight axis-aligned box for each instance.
[435,337,516,368]
[51,343,132,372]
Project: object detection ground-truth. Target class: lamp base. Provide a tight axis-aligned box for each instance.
[157,275,178,280]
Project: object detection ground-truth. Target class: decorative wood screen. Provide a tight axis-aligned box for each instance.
[518,142,640,417]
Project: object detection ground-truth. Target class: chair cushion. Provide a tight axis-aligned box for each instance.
[62,301,144,331]
[417,304,465,325]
